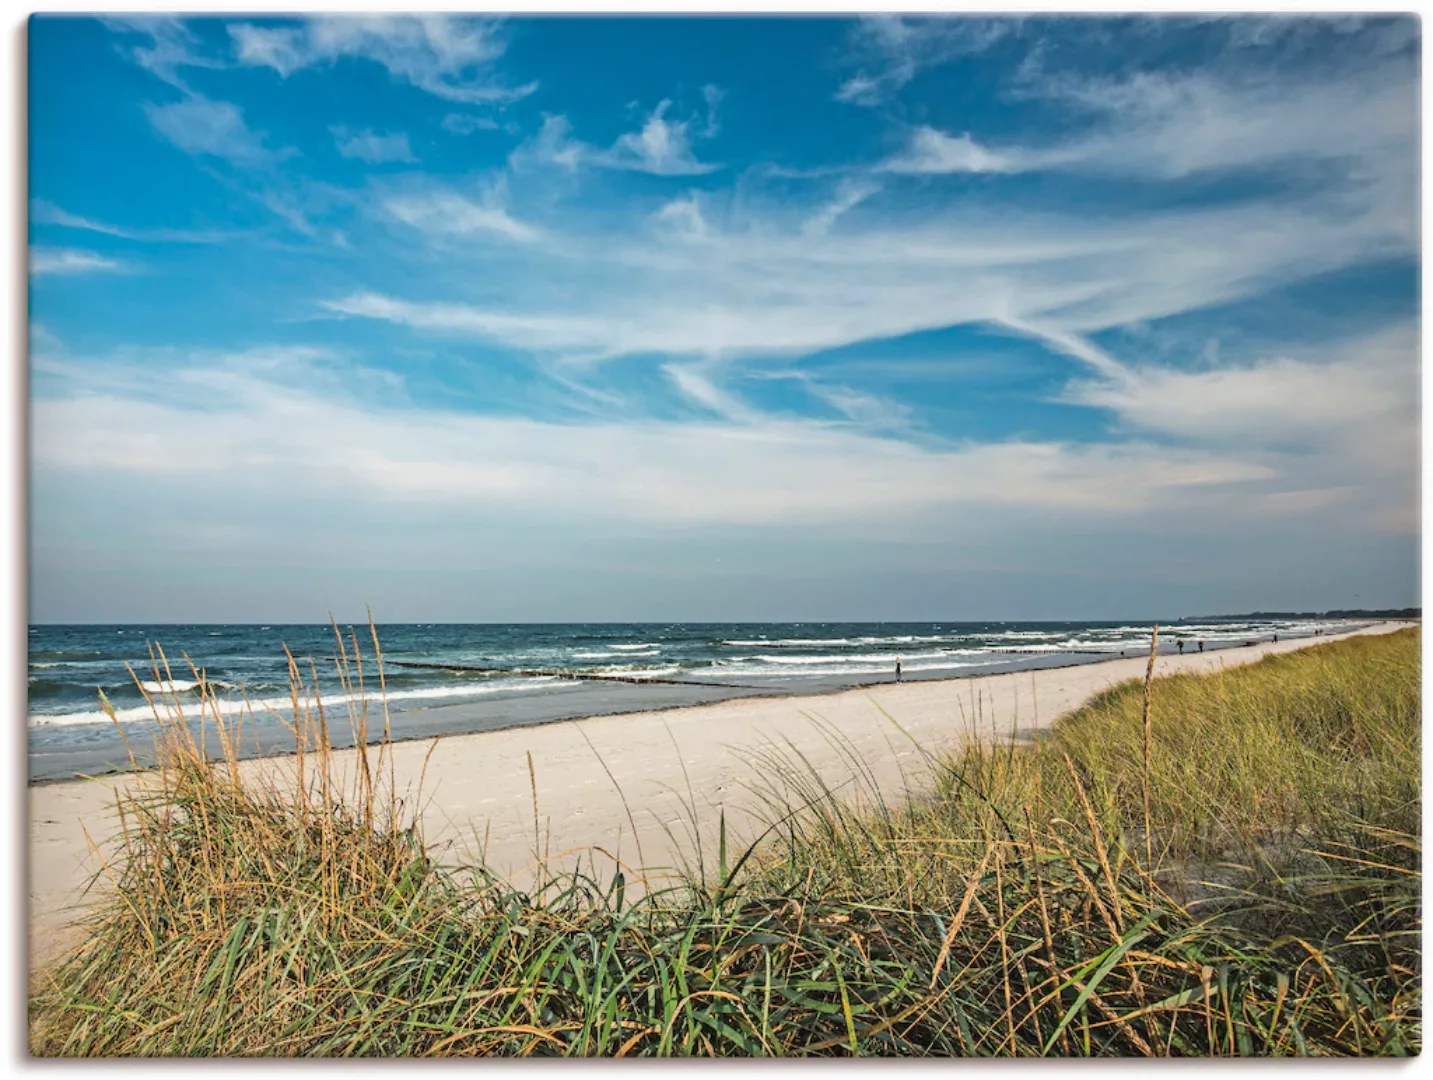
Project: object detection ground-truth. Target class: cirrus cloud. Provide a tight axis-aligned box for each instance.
[228,16,537,104]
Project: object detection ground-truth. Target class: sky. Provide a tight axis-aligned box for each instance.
[26,13,1421,624]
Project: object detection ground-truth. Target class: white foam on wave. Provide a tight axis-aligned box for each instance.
[593,665,681,679]
[750,649,954,666]
[29,676,578,730]
[719,658,985,679]
[139,679,201,694]
[607,643,660,651]
[719,638,855,648]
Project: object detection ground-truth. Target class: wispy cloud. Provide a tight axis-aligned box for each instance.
[700,84,724,137]
[1057,323,1418,460]
[29,248,127,276]
[836,16,1015,105]
[251,180,359,246]
[879,48,1417,185]
[509,115,584,170]
[382,188,539,243]
[662,362,759,422]
[610,100,720,175]
[322,293,606,354]
[228,16,536,104]
[1027,65,1416,182]
[652,194,711,240]
[30,200,231,244]
[103,16,227,92]
[441,112,501,135]
[991,316,1418,529]
[803,381,916,431]
[878,128,1030,175]
[331,126,417,164]
[802,178,880,235]
[326,182,1410,363]
[144,94,285,168]
[511,98,721,176]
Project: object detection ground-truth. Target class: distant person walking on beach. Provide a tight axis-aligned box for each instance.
[1178,639,1184,654]
[1198,640,1205,653]
[895,656,902,683]
[1273,633,1279,643]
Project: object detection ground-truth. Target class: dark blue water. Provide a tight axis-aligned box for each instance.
[28,618,1354,781]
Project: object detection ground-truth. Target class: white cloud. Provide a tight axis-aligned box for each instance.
[700,84,724,137]
[325,183,1410,363]
[878,128,1029,175]
[511,101,720,176]
[802,178,880,235]
[511,115,586,171]
[144,95,281,168]
[323,293,606,354]
[991,318,1418,531]
[29,248,126,276]
[225,23,307,76]
[228,16,536,104]
[662,363,757,422]
[1059,324,1418,461]
[995,317,1129,381]
[382,190,538,243]
[1033,66,1416,182]
[441,112,501,134]
[331,126,417,164]
[653,195,710,240]
[30,200,230,244]
[32,202,131,237]
[836,16,1014,105]
[803,382,915,430]
[256,190,322,241]
[613,100,719,175]
[883,59,1416,184]
[104,16,226,92]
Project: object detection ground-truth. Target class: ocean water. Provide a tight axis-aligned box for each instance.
[28,618,1358,781]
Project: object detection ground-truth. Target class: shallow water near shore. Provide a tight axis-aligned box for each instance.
[28,618,1362,782]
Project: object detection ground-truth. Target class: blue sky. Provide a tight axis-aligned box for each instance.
[28,14,1420,623]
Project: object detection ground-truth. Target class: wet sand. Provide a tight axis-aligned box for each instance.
[29,620,1405,973]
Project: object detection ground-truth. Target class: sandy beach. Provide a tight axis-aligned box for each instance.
[29,621,1406,972]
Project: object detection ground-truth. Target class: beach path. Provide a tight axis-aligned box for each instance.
[29,621,1407,974]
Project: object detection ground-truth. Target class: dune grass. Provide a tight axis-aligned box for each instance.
[29,627,1420,1056]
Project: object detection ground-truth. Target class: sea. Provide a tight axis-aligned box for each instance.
[28,617,1361,782]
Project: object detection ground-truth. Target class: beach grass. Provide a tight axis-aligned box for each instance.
[28,627,1420,1056]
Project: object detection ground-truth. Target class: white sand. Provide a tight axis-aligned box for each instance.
[29,621,1407,972]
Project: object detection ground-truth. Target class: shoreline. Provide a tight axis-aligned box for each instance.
[28,621,1408,972]
[26,622,1389,786]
